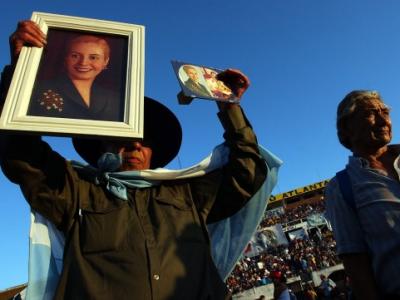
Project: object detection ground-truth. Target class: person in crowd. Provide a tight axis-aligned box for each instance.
[304,283,318,300]
[26,28,122,121]
[181,64,212,98]
[288,289,297,300]
[271,271,290,300]
[318,274,336,300]
[325,90,400,299]
[0,20,277,300]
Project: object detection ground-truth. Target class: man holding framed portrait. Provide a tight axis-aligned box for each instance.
[0,18,281,300]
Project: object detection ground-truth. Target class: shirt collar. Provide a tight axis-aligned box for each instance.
[348,155,370,168]
[347,145,400,177]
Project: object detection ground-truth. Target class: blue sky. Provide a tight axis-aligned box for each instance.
[2,0,400,290]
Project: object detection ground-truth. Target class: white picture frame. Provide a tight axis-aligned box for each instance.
[0,12,145,139]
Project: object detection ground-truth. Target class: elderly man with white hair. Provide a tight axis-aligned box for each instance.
[325,90,400,300]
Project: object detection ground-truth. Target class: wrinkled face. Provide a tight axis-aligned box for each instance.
[65,41,109,81]
[346,99,392,151]
[185,68,199,82]
[117,141,153,171]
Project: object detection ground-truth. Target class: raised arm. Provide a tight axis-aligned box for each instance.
[189,69,268,222]
[0,21,80,232]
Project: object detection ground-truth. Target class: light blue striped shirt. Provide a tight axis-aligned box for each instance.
[325,152,400,294]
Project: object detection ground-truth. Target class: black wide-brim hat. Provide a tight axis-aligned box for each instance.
[73,97,182,169]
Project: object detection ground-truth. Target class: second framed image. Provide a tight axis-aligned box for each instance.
[0,12,145,139]
[171,60,240,103]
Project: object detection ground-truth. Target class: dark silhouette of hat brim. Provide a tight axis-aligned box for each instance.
[72,97,182,169]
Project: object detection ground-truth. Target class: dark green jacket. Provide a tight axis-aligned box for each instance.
[1,106,267,300]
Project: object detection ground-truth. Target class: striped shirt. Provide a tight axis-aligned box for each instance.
[325,152,400,294]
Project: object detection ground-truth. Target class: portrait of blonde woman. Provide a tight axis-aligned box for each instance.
[27,29,127,121]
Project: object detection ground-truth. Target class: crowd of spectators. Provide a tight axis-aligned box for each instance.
[226,201,341,295]
[259,201,326,228]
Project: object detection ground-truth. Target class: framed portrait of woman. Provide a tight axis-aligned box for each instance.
[0,12,145,139]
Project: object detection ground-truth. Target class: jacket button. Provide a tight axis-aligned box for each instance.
[153,274,160,280]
